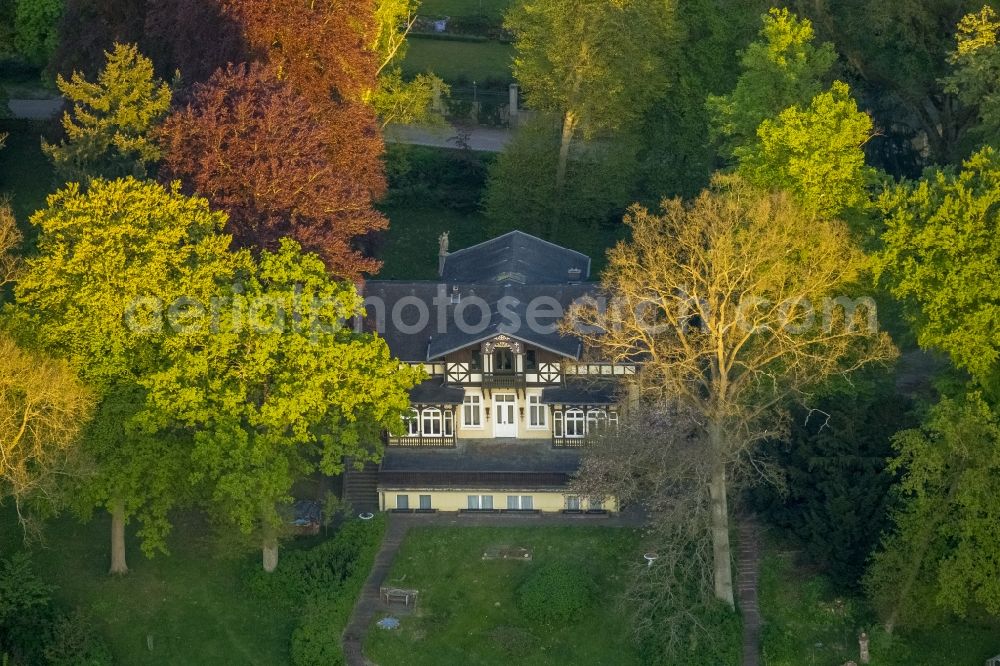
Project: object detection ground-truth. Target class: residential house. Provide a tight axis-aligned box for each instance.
[348,231,635,515]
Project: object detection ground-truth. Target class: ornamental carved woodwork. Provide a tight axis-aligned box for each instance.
[482,335,523,355]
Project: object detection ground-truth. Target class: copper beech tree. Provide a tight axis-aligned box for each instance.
[568,177,894,608]
[159,64,387,280]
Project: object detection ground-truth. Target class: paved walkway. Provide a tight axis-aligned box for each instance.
[384,122,514,153]
[7,98,63,120]
[737,518,763,666]
[341,510,643,665]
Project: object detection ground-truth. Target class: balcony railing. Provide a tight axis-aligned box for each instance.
[387,434,457,448]
[482,372,526,390]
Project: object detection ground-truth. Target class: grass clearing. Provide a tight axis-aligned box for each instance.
[403,38,514,84]
[0,510,294,665]
[760,548,1000,665]
[364,526,643,665]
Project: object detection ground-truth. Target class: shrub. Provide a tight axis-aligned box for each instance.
[515,563,595,625]
[243,515,385,666]
[382,144,490,214]
[43,610,114,666]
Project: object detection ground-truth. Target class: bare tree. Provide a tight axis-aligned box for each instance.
[0,202,21,290]
[569,176,895,607]
[0,335,94,539]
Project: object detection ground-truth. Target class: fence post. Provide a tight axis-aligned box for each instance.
[509,83,519,128]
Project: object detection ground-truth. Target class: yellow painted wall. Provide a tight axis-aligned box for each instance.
[455,388,553,440]
[379,488,617,513]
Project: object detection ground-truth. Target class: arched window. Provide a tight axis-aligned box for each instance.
[586,409,607,433]
[565,409,585,438]
[422,408,442,436]
[405,408,420,436]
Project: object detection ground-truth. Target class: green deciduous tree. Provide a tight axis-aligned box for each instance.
[797,0,995,167]
[12,177,236,573]
[735,81,876,219]
[876,145,1000,388]
[368,0,447,128]
[139,239,422,572]
[484,116,638,246]
[634,0,769,200]
[13,0,63,68]
[43,43,172,183]
[944,5,1000,148]
[706,8,836,159]
[504,0,669,235]
[569,177,895,607]
[866,391,1000,630]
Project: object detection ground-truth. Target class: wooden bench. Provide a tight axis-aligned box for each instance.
[380,586,419,608]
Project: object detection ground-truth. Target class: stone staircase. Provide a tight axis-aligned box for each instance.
[344,463,380,514]
[738,518,762,666]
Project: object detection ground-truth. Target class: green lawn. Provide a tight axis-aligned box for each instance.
[0,510,295,665]
[378,205,492,279]
[364,526,644,665]
[403,38,514,83]
[760,549,1000,665]
[419,0,512,20]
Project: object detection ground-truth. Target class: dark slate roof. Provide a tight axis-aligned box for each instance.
[362,282,601,362]
[441,231,591,284]
[409,378,465,405]
[540,380,619,406]
[381,438,581,474]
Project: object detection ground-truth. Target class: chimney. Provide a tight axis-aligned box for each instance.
[438,232,450,277]
[567,267,582,282]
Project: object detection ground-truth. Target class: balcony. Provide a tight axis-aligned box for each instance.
[386,434,457,448]
[482,372,526,390]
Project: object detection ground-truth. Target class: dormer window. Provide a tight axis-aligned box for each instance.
[450,286,461,304]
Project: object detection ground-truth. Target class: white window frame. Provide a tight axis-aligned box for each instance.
[396,494,409,510]
[419,494,432,510]
[444,409,454,437]
[527,395,547,429]
[467,494,494,510]
[566,495,581,511]
[506,495,534,510]
[462,395,482,428]
[586,409,608,434]
[422,408,442,436]
[554,411,563,437]
[565,409,585,438]
[405,408,419,436]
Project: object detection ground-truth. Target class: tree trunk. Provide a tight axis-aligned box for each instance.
[262,539,279,573]
[109,499,128,575]
[708,460,734,608]
[551,109,577,239]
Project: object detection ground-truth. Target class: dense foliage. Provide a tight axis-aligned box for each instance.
[0,553,113,665]
[753,377,914,588]
[160,64,387,280]
[247,516,387,666]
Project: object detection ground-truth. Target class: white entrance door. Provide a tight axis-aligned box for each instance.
[493,394,517,438]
